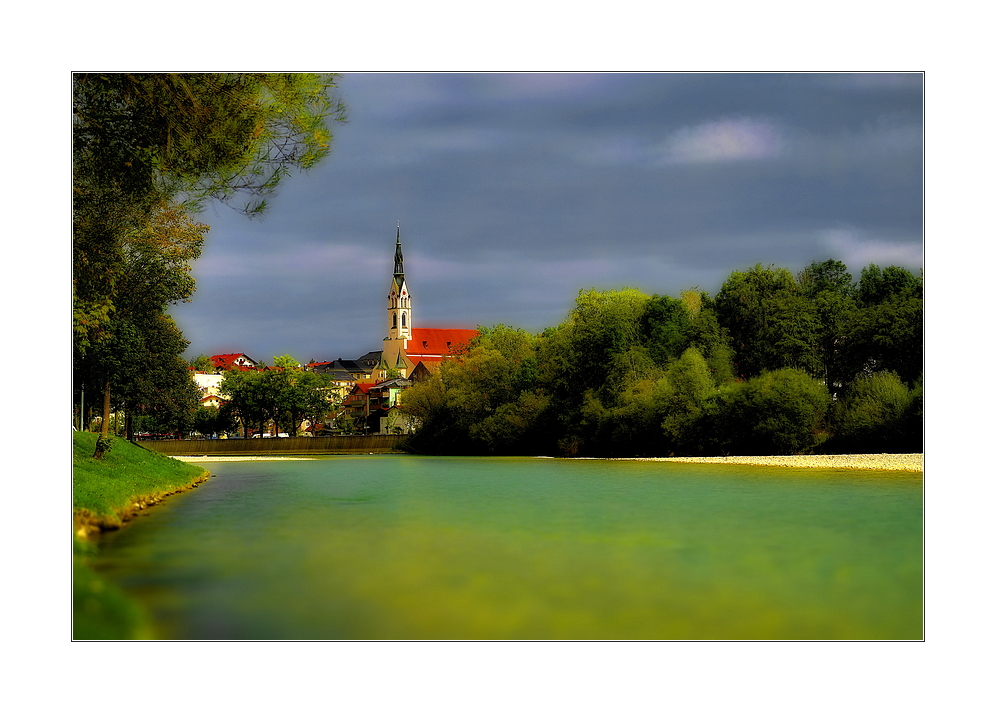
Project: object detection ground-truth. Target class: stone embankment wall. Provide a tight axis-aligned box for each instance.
[142,435,407,456]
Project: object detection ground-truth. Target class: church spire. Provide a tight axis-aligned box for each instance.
[383,222,412,378]
[394,222,404,278]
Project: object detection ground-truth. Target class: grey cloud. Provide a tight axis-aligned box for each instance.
[171,73,923,362]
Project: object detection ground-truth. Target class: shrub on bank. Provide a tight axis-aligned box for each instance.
[701,369,831,456]
[828,371,921,453]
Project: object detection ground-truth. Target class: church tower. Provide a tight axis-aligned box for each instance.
[379,224,413,379]
[387,225,411,342]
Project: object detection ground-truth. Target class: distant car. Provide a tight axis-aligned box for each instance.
[277,433,290,438]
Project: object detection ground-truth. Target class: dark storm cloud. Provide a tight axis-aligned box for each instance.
[169,73,923,364]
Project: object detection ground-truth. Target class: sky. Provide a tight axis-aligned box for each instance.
[170,72,923,365]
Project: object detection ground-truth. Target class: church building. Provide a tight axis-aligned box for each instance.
[373,226,477,381]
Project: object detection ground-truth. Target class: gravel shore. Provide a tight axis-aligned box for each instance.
[615,453,923,472]
[175,453,923,471]
[173,455,320,462]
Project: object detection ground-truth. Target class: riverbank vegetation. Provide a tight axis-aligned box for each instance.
[219,367,340,438]
[73,431,209,638]
[73,432,209,533]
[404,260,922,457]
[73,73,347,453]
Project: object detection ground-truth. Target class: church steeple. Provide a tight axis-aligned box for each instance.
[393,224,404,279]
[382,223,412,379]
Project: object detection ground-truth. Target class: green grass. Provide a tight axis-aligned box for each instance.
[73,432,209,639]
[73,432,208,527]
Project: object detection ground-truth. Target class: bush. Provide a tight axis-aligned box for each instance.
[830,371,919,453]
[708,368,831,455]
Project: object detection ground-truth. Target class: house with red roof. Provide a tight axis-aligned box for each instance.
[209,353,259,372]
[191,229,477,434]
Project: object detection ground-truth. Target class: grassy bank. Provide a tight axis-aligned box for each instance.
[73,432,210,639]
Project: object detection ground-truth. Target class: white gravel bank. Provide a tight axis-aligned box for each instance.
[615,453,923,472]
[172,455,320,462]
[175,453,923,471]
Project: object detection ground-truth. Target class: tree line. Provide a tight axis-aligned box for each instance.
[403,260,923,456]
[73,73,347,455]
[215,366,339,438]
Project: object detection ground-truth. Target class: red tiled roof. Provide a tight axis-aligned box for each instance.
[210,353,257,370]
[406,328,478,357]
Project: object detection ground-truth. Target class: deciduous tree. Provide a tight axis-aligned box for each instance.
[73,73,346,454]
[714,264,821,378]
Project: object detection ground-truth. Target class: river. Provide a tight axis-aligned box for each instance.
[92,455,923,640]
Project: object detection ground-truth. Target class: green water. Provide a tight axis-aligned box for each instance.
[92,456,923,640]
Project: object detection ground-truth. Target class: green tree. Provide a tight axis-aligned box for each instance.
[74,73,346,352]
[714,264,821,379]
[192,404,236,438]
[831,371,918,453]
[683,292,735,385]
[73,74,346,454]
[856,264,920,307]
[272,354,300,370]
[221,366,335,437]
[707,368,831,455]
[539,289,651,452]
[400,370,452,450]
[843,265,923,386]
[404,326,549,455]
[74,203,207,453]
[797,259,857,394]
[545,288,650,389]
[276,369,337,435]
[220,368,267,437]
[117,314,201,439]
[639,294,691,367]
[189,354,215,372]
[660,347,715,453]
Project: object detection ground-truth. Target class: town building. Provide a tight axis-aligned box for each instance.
[209,353,258,371]
[338,226,478,432]
[191,226,477,435]
[192,372,224,397]
[371,226,477,381]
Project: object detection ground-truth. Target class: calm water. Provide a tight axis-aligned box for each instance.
[93,456,923,640]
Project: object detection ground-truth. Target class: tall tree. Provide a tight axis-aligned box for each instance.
[855,264,920,307]
[844,265,923,386]
[682,291,735,385]
[797,259,857,394]
[639,294,692,367]
[189,354,215,372]
[73,73,346,454]
[272,354,300,370]
[714,264,821,379]
[74,203,207,454]
[74,72,346,351]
